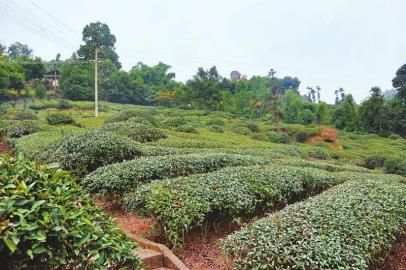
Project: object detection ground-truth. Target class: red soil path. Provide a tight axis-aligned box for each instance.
[307,126,342,149]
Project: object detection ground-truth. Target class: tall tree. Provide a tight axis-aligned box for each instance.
[15,55,45,81]
[359,87,385,134]
[392,63,406,104]
[332,94,358,131]
[7,42,32,58]
[0,43,5,55]
[316,86,321,102]
[77,22,121,68]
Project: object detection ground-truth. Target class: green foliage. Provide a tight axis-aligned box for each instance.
[105,109,157,126]
[295,131,309,142]
[57,99,73,109]
[306,148,330,160]
[383,156,406,176]
[332,94,358,131]
[364,154,386,169]
[207,118,225,126]
[207,125,223,133]
[0,155,141,269]
[222,178,406,270]
[46,112,75,125]
[232,126,251,135]
[246,122,259,133]
[176,125,198,134]
[298,108,315,124]
[392,63,406,104]
[14,111,37,120]
[124,165,363,247]
[34,82,47,99]
[267,131,290,144]
[49,130,142,173]
[101,121,166,142]
[163,117,188,128]
[0,120,40,138]
[60,63,94,101]
[83,153,265,195]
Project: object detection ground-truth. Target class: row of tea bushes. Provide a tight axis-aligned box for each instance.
[0,155,142,269]
[0,120,41,138]
[222,178,406,270]
[123,165,365,247]
[83,153,270,195]
[101,121,167,143]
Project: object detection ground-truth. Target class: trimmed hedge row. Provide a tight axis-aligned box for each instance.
[49,130,142,174]
[0,155,142,269]
[0,120,40,138]
[123,165,364,247]
[104,109,157,126]
[83,153,269,195]
[222,178,406,270]
[101,121,166,143]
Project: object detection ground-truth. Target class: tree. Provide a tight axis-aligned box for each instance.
[15,55,45,81]
[316,86,321,102]
[0,43,5,55]
[34,82,47,99]
[186,66,223,110]
[298,109,315,124]
[108,70,152,104]
[7,42,32,58]
[0,59,25,91]
[392,64,406,104]
[60,62,93,101]
[77,22,121,68]
[359,87,385,134]
[282,89,304,123]
[332,94,358,131]
[315,102,329,124]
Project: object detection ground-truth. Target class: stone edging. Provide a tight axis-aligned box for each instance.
[127,233,189,270]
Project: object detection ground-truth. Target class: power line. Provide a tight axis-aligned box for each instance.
[0,0,77,50]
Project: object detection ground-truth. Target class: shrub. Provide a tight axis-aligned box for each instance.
[14,111,37,120]
[207,118,225,126]
[267,131,290,144]
[383,156,406,176]
[388,134,402,140]
[306,148,329,160]
[222,179,406,270]
[123,166,365,247]
[105,109,157,126]
[163,117,188,128]
[57,99,73,109]
[176,125,198,133]
[1,121,40,138]
[207,125,223,133]
[232,126,251,135]
[0,156,141,269]
[295,131,309,142]
[364,154,386,169]
[246,122,260,133]
[29,103,49,110]
[46,112,75,125]
[49,130,142,173]
[101,121,166,143]
[83,153,267,195]
[250,133,268,142]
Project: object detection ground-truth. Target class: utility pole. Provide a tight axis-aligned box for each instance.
[94,47,99,118]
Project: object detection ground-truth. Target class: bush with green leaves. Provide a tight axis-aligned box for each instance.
[0,155,142,269]
[364,154,386,169]
[266,131,290,144]
[105,109,157,126]
[306,148,330,160]
[207,118,225,126]
[57,99,73,109]
[207,125,223,133]
[176,125,198,134]
[46,112,75,125]
[163,117,188,128]
[49,130,142,174]
[246,122,260,133]
[232,126,251,135]
[383,156,406,176]
[123,165,367,247]
[14,111,37,120]
[0,120,40,138]
[83,153,267,195]
[295,131,309,142]
[222,178,406,270]
[101,121,166,143]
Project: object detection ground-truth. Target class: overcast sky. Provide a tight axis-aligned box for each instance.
[1,0,406,103]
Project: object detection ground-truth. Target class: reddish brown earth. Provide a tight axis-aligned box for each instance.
[307,127,341,149]
[0,141,9,154]
[372,232,406,270]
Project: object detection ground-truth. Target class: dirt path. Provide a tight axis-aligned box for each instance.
[371,232,406,270]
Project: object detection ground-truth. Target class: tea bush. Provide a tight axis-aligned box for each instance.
[124,165,362,247]
[46,112,75,125]
[267,131,290,144]
[364,154,386,169]
[176,125,198,134]
[222,178,406,270]
[49,130,142,173]
[207,125,223,133]
[14,111,37,120]
[383,156,406,176]
[207,118,225,126]
[101,121,166,143]
[246,122,260,133]
[0,120,40,138]
[295,131,309,142]
[232,125,251,135]
[0,156,141,269]
[163,117,188,128]
[83,153,267,195]
[57,99,73,109]
[105,109,157,126]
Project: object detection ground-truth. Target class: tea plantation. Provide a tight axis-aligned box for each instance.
[1,100,405,269]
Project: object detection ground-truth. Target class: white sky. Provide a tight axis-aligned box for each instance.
[1,0,406,104]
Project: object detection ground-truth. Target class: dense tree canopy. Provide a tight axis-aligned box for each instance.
[7,42,32,58]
